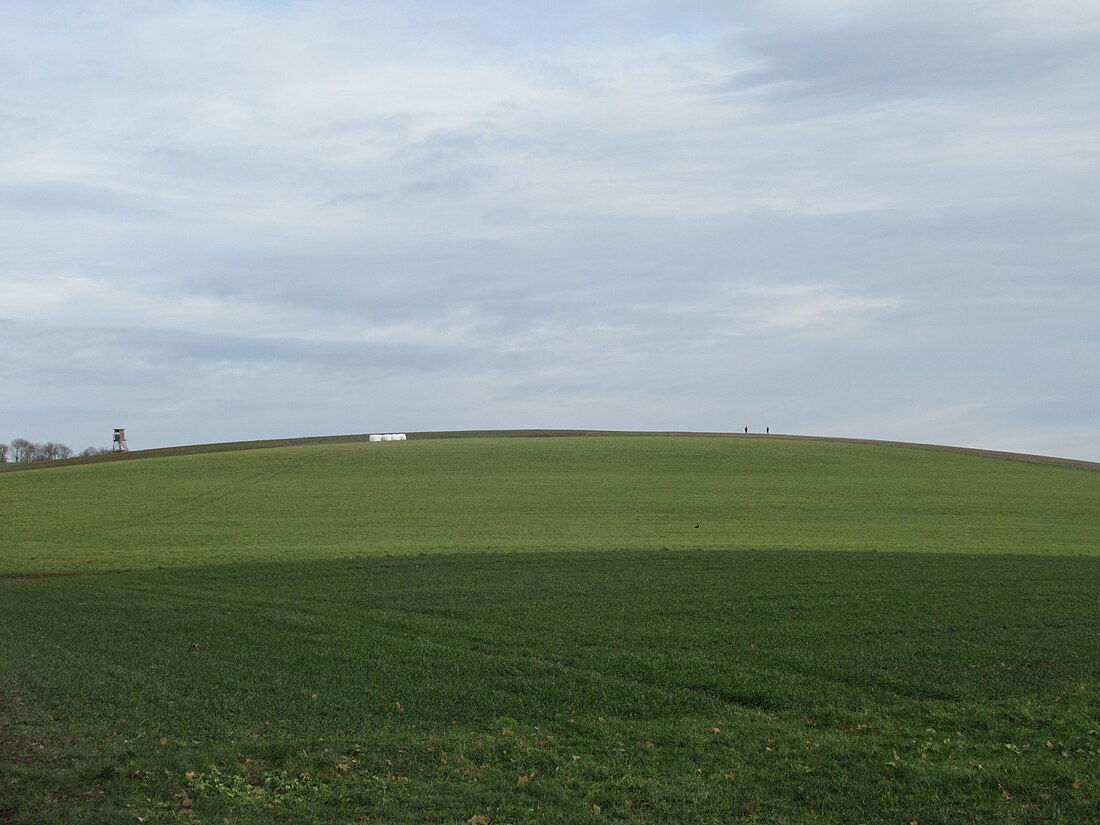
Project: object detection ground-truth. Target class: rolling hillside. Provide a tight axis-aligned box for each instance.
[2,432,1098,824]
[3,432,1099,575]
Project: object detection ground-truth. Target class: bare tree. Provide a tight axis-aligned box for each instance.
[9,438,34,462]
[79,446,112,457]
[6,438,74,462]
[0,443,8,463]
[39,442,73,460]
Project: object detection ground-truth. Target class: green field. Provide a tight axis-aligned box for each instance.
[3,435,1099,574]
[2,434,1099,823]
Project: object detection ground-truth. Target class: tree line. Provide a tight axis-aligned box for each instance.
[0,438,113,463]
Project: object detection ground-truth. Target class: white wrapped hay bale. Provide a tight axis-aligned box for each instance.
[396,433,407,441]
[368,434,382,442]
[381,433,396,441]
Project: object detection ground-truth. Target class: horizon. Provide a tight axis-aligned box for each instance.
[4,428,1099,472]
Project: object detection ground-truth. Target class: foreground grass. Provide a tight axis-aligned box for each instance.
[3,436,1099,575]
[2,550,1098,824]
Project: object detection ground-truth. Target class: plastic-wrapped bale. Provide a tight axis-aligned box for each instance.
[368,434,383,442]
[381,433,396,441]
[395,433,407,441]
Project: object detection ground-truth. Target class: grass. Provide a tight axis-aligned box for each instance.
[3,551,1098,824]
[2,434,1099,822]
[2,435,1099,575]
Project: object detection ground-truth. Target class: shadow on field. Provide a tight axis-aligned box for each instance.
[2,548,1098,823]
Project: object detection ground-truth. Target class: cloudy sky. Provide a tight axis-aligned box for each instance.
[3,1,1098,459]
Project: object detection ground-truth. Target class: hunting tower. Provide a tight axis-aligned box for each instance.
[112,428,128,452]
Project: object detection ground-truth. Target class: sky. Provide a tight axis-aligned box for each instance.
[2,0,1098,460]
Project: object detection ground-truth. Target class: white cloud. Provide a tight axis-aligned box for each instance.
[739,285,902,331]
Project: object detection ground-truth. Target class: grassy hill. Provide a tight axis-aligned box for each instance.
[2,433,1099,575]
[2,433,1098,823]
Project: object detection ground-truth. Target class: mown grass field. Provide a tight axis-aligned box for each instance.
[2,434,1099,823]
